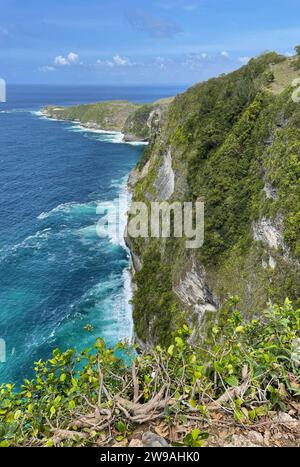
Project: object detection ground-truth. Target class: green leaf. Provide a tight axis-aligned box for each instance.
[69,400,76,410]
[116,421,127,433]
[225,375,239,387]
[0,440,10,447]
[175,337,184,348]
[14,410,22,420]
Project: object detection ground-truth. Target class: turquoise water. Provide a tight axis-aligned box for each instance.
[0,85,183,384]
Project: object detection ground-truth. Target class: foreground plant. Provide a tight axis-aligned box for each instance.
[0,299,299,447]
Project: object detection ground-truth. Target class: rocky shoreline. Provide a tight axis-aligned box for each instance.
[41,108,146,144]
[42,97,173,144]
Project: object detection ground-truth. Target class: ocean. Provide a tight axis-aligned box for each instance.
[0,84,184,384]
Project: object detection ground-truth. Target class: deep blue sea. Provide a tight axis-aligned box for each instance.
[0,84,184,384]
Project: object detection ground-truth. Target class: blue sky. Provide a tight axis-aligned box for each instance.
[0,0,299,85]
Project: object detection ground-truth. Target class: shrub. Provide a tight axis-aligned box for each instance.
[0,300,298,447]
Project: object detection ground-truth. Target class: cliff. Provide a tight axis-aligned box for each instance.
[42,97,173,142]
[127,52,300,345]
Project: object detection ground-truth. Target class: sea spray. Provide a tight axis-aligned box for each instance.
[0,84,170,383]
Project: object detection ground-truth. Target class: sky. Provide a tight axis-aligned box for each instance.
[0,0,300,85]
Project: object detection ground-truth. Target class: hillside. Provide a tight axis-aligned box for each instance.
[1,52,299,449]
[42,97,173,142]
[126,52,300,345]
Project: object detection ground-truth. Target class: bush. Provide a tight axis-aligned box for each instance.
[0,300,298,447]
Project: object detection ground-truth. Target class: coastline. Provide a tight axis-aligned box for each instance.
[41,108,149,146]
[39,108,142,344]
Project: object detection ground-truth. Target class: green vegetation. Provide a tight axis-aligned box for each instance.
[43,100,140,133]
[129,52,300,343]
[43,97,172,141]
[0,300,298,447]
[123,104,153,140]
[13,52,297,447]
[132,242,181,344]
[294,45,300,69]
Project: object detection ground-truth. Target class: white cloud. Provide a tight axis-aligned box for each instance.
[39,65,55,72]
[284,51,293,57]
[153,56,174,70]
[221,51,229,58]
[238,56,251,64]
[54,55,69,66]
[96,55,134,68]
[113,54,133,66]
[67,52,79,64]
[155,58,166,70]
[183,53,208,69]
[54,52,80,66]
[96,59,114,67]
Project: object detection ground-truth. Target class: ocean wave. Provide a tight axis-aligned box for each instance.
[93,132,125,144]
[75,268,133,342]
[75,224,99,245]
[37,201,97,220]
[11,228,52,251]
[29,110,46,118]
[0,109,29,114]
[95,184,131,247]
[0,228,52,262]
[66,123,125,144]
[127,141,149,146]
[36,179,130,248]
[33,112,149,146]
[122,267,134,342]
[110,176,128,189]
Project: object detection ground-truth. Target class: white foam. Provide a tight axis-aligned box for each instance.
[30,110,44,117]
[37,113,149,146]
[32,111,136,342]
[38,201,96,220]
[122,267,134,342]
[67,123,125,144]
[127,141,149,146]
[12,228,52,250]
[0,228,52,262]
[95,177,131,247]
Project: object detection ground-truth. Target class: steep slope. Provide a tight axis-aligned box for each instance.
[127,52,300,345]
[42,97,173,142]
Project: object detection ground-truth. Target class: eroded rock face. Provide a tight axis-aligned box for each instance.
[127,161,150,191]
[174,261,217,317]
[253,216,284,250]
[154,149,175,201]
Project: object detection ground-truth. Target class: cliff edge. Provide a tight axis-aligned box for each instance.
[126,52,300,345]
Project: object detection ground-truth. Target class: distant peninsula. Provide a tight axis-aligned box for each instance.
[42,97,173,143]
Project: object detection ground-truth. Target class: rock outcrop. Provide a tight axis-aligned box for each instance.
[154,149,175,201]
[126,52,300,345]
[42,97,173,143]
